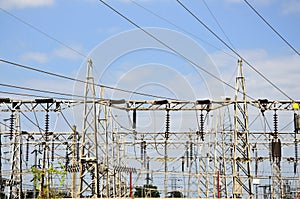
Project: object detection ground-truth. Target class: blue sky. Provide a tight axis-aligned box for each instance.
[0,0,300,101]
[0,1,299,194]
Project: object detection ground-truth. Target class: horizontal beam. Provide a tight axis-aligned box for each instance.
[0,99,299,112]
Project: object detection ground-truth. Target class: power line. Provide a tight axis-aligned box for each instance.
[130,0,238,96]
[20,111,45,132]
[202,0,237,51]
[176,0,293,101]
[0,90,73,100]
[0,7,88,59]
[98,0,257,100]
[201,0,240,89]
[0,58,177,100]
[129,0,237,60]
[1,4,190,101]
[0,83,88,100]
[243,0,300,56]
[1,0,239,101]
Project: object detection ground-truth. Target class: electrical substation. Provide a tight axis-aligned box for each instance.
[0,58,299,199]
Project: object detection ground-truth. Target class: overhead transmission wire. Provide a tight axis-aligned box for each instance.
[0,90,75,100]
[129,0,237,60]
[201,0,239,93]
[243,0,300,56]
[0,1,256,102]
[202,0,237,51]
[0,7,87,59]
[0,59,176,100]
[0,6,189,101]
[98,0,256,101]
[176,0,293,101]
[0,98,76,142]
[1,6,174,100]
[0,90,49,99]
[130,0,240,99]
[131,0,239,94]
[0,83,95,100]
[1,1,289,102]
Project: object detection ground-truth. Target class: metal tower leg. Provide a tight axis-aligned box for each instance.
[8,109,22,199]
[232,59,253,199]
[78,59,99,197]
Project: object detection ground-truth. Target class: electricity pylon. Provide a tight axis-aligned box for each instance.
[232,59,253,199]
[78,59,100,197]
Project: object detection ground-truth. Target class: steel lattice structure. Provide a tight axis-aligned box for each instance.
[0,60,299,198]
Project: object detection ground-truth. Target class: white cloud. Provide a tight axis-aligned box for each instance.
[224,0,272,5]
[282,0,300,14]
[20,52,49,64]
[0,0,54,9]
[19,45,84,64]
[97,27,122,35]
[224,0,300,14]
[53,46,84,60]
[24,78,74,94]
[211,49,300,100]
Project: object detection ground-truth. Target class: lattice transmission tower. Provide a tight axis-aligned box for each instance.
[78,59,100,197]
[232,59,253,198]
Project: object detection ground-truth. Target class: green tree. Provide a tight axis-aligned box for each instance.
[168,191,183,198]
[31,162,67,199]
[134,184,160,198]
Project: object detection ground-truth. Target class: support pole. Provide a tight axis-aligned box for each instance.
[129,171,132,198]
[71,125,77,198]
[217,170,221,198]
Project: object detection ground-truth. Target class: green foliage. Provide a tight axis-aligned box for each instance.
[0,193,6,199]
[168,191,183,198]
[31,162,67,199]
[134,184,160,198]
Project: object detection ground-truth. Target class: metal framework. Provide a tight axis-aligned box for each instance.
[232,59,253,198]
[0,59,299,198]
[8,109,22,199]
[78,59,100,197]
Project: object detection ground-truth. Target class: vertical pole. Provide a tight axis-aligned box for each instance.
[40,142,46,199]
[0,126,2,196]
[71,125,76,198]
[33,148,38,198]
[217,170,221,198]
[19,130,22,199]
[255,145,258,199]
[129,171,132,197]
[164,108,170,197]
[294,113,298,175]
[146,157,150,185]
[104,102,109,197]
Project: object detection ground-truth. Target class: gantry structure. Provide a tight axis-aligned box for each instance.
[0,59,299,198]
